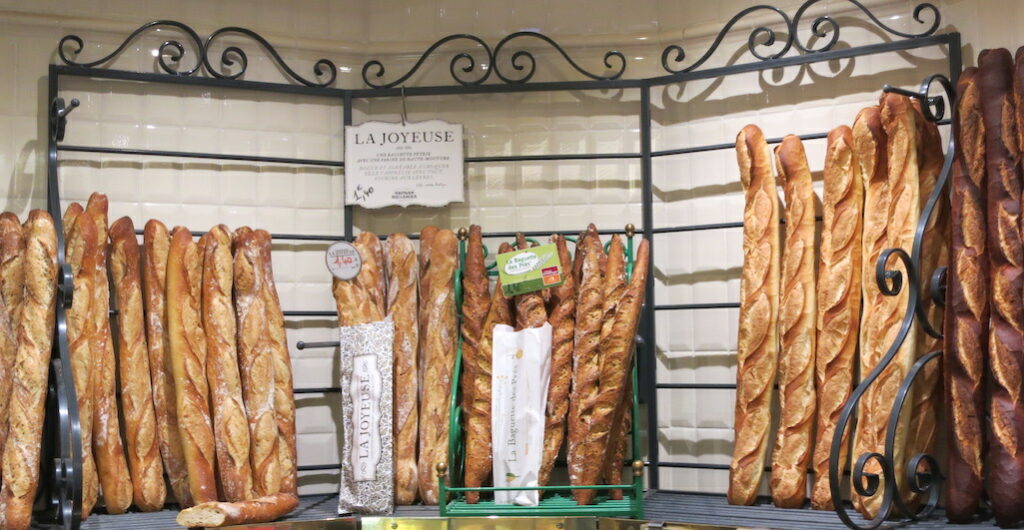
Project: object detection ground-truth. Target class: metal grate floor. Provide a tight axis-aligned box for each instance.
[644,491,1000,529]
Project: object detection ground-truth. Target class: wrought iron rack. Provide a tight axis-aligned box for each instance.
[40,1,960,529]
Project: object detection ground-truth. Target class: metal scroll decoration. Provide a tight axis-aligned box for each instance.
[828,73,954,530]
[58,20,337,87]
[661,0,940,74]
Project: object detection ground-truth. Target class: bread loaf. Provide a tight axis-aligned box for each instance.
[0,212,24,470]
[463,241,513,503]
[599,235,628,498]
[254,230,297,494]
[417,229,458,505]
[176,492,299,528]
[728,125,781,506]
[85,193,134,514]
[514,233,547,330]
[110,216,166,511]
[0,210,57,530]
[167,226,218,504]
[979,47,1024,526]
[459,226,489,504]
[575,239,650,506]
[809,126,863,510]
[943,67,987,523]
[386,233,419,505]
[770,135,818,509]
[539,234,575,488]
[333,233,385,327]
[568,231,604,501]
[354,231,386,319]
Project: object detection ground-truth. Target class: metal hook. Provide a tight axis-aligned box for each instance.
[400,85,408,126]
[50,97,79,142]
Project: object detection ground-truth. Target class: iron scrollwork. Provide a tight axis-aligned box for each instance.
[361,34,493,88]
[829,73,954,529]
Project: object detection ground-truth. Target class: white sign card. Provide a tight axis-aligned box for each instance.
[344,120,465,209]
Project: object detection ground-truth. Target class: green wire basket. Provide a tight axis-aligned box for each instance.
[438,227,645,519]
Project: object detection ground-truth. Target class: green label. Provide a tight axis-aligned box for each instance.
[496,243,564,297]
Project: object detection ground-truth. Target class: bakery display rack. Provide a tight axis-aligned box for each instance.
[39,1,961,528]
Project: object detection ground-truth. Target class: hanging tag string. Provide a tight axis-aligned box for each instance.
[400,85,408,126]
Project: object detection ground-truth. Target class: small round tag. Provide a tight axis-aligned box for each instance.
[326,241,362,280]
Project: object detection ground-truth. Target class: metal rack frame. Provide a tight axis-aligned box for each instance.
[38,1,960,528]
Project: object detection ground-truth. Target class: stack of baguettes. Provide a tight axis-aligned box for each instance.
[728,88,949,513]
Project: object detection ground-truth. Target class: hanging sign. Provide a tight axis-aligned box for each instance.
[344,120,465,209]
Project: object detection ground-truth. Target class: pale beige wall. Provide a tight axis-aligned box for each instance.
[0,0,1020,498]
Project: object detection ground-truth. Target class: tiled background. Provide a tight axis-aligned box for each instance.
[0,0,1021,497]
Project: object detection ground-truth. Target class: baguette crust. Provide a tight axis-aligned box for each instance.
[110,217,166,511]
[176,492,298,528]
[386,234,419,505]
[599,235,627,498]
[86,193,134,514]
[167,226,218,504]
[979,47,1024,526]
[514,233,547,330]
[333,233,385,326]
[809,126,863,510]
[143,219,192,507]
[728,125,781,506]
[354,231,387,320]
[943,67,988,523]
[0,211,57,530]
[459,227,489,504]
[417,229,458,505]
[770,135,818,509]
[254,230,297,495]
[0,212,24,468]
[201,226,254,502]
[463,242,513,503]
[539,235,575,488]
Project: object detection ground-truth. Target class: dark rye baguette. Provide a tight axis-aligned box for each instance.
[460,228,490,504]
[980,47,1024,527]
[539,234,575,488]
[943,66,988,523]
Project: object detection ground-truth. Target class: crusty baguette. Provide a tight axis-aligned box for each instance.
[143,219,192,507]
[979,47,1024,526]
[728,124,781,506]
[354,231,387,320]
[463,242,512,504]
[770,135,818,509]
[575,239,650,506]
[254,229,297,495]
[232,227,280,498]
[333,233,385,327]
[176,492,298,528]
[599,235,628,498]
[0,210,57,530]
[85,193,134,514]
[568,231,604,501]
[110,216,166,511]
[809,126,863,510]
[417,229,458,505]
[514,233,547,330]
[458,226,488,504]
[539,234,575,488]
[386,233,420,505]
[943,67,987,523]
[0,212,25,461]
[167,226,218,504]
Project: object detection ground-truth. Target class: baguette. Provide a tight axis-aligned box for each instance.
[568,231,604,500]
[386,233,419,505]
[539,234,575,488]
[143,220,192,507]
[809,126,863,510]
[575,239,650,505]
[0,210,57,530]
[463,242,512,504]
[85,193,134,514]
[599,235,627,498]
[110,216,166,511]
[332,233,385,327]
[459,226,488,504]
[514,233,547,330]
[417,229,458,505]
[770,135,818,509]
[254,229,297,494]
[232,227,280,498]
[354,231,386,320]
[176,492,299,528]
[728,125,781,506]
[0,212,25,460]
[979,47,1024,526]
[943,67,987,523]
[167,226,218,504]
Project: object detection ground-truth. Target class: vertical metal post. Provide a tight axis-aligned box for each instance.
[949,32,962,89]
[343,91,354,241]
[639,85,659,490]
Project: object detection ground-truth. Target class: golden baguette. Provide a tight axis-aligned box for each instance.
[539,234,575,488]
[387,233,420,505]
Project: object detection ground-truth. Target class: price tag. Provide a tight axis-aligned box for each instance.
[496,243,564,297]
[326,241,362,280]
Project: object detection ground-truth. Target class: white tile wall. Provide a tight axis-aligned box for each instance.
[0,0,1021,499]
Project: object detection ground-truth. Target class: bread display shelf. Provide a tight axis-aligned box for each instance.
[40,3,959,528]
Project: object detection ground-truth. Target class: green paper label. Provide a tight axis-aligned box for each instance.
[496,243,564,297]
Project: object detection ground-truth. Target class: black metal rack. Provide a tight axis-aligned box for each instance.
[38,1,962,528]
